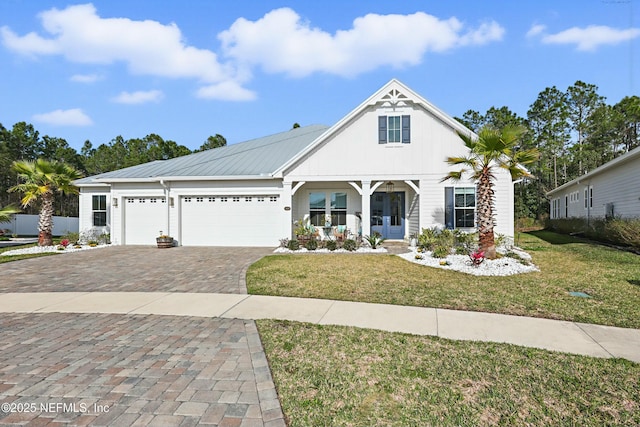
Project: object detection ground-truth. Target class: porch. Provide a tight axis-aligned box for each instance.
[282,180,421,241]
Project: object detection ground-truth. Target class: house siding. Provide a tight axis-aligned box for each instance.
[548,152,640,219]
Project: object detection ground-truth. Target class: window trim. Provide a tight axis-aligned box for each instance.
[445,186,476,229]
[378,115,411,144]
[92,195,107,227]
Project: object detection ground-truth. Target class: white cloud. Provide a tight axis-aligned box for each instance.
[32,108,93,126]
[196,81,256,101]
[526,24,546,38]
[2,4,506,98]
[1,4,242,96]
[70,73,103,83]
[219,8,504,77]
[529,24,640,51]
[112,90,164,104]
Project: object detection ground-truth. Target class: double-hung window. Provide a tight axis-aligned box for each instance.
[445,187,476,229]
[330,192,347,226]
[92,195,107,227]
[309,192,326,227]
[378,115,411,144]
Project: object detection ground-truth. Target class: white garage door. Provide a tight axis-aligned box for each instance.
[124,197,166,245]
[181,195,281,246]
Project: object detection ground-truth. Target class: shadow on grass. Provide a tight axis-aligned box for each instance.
[525,230,582,245]
[629,280,640,287]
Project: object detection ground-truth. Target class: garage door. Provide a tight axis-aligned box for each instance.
[181,195,281,246]
[124,197,166,245]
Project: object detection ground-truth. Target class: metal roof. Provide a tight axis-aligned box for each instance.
[76,124,328,184]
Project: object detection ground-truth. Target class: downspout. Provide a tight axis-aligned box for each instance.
[159,179,170,237]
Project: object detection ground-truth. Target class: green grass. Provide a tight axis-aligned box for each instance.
[247,231,640,328]
[0,243,59,264]
[258,320,640,427]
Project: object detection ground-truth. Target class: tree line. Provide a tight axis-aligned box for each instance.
[455,80,640,219]
[0,123,227,217]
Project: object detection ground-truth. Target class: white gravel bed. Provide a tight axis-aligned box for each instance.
[1,244,109,256]
[274,247,388,254]
[398,249,538,276]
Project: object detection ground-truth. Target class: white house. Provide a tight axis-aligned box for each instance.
[547,146,640,221]
[75,79,515,246]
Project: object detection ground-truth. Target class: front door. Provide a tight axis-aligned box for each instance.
[371,192,405,239]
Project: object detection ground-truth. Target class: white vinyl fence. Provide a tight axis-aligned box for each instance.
[2,214,79,236]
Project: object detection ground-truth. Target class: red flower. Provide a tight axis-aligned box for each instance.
[60,239,70,247]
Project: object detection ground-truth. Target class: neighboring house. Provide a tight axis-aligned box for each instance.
[75,79,515,246]
[547,145,640,220]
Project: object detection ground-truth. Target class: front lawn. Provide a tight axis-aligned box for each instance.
[0,243,59,264]
[258,320,639,427]
[247,231,640,328]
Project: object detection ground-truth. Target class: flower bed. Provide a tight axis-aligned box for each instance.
[398,248,538,276]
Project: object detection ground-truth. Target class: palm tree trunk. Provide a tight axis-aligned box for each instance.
[476,170,497,259]
[38,191,54,246]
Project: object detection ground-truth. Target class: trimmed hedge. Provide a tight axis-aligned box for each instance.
[547,217,640,250]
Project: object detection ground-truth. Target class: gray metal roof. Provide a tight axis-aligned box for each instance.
[76,124,328,184]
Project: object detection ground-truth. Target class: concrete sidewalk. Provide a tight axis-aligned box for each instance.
[1,292,639,363]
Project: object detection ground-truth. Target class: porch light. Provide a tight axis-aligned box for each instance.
[385,181,395,193]
[169,197,174,207]
[112,198,118,208]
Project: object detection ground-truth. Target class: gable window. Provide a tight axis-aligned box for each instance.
[309,192,326,227]
[92,195,107,227]
[444,187,475,229]
[330,192,347,226]
[378,115,410,144]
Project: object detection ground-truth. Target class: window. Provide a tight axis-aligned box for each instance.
[565,195,568,217]
[584,187,593,209]
[92,195,107,227]
[330,192,347,226]
[309,192,325,226]
[444,187,475,229]
[378,115,410,144]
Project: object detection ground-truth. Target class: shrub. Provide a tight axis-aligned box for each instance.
[62,231,80,244]
[279,238,289,248]
[547,217,640,251]
[287,239,300,251]
[325,240,338,251]
[417,227,438,251]
[419,227,475,255]
[305,239,318,251]
[342,239,357,251]
[432,244,450,259]
[364,232,385,249]
[0,236,9,241]
[453,229,477,253]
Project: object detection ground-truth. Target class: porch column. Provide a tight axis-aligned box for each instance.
[361,180,371,238]
[282,181,293,239]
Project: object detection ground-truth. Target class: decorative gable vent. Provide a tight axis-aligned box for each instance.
[380,88,410,107]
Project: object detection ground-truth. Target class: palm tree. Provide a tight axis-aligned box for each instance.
[0,205,20,223]
[442,125,539,259]
[9,159,83,246]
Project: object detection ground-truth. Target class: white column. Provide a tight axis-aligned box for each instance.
[282,181,293,239]
[361,181,371,238]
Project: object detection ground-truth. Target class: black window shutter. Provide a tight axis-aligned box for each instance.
[378,116,387,144]
[444,187,454,229]
[401,115,410,143]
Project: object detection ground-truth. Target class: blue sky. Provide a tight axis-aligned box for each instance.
[1,1,638,152]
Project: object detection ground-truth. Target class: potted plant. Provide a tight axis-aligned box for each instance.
[294,218,314,246]
[156,231,174,248]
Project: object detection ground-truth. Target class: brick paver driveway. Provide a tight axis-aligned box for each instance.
[0,246,271,293]
[0,246,285,427]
